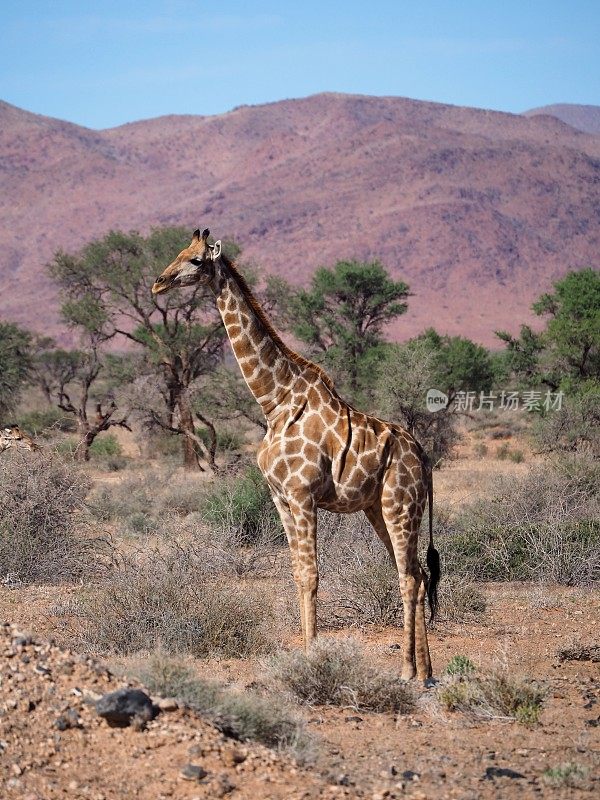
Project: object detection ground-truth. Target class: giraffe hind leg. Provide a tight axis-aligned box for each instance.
[380,491,431,681]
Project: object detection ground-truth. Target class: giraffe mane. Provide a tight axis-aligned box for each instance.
[220,254,337,392]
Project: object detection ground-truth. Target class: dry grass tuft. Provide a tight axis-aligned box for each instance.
[267,638,414,713]
[438,664,545,724]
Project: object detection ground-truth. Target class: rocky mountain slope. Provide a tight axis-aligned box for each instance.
[1,93,599,345]
[523,103,600,135]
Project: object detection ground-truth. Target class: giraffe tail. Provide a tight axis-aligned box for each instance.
[426,466,440,622]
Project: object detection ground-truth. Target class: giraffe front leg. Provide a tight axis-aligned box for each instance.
[271,494,306,640]
[286,494,318,650]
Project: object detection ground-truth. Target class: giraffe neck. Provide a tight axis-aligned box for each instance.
[211,260,298,422]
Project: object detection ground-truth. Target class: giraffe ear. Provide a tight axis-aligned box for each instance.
[211,240,222,260]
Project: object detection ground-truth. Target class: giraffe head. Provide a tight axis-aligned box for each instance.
[0,424,39,453]
[151,228,222,295]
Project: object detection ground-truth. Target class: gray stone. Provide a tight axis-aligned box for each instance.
[95,688,156,728]
[180,764,208,782]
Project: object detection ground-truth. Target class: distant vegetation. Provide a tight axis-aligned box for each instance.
[1,227,597,469]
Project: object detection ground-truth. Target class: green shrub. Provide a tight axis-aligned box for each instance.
[444,655,476,676]
[55,438,78,457]
[124,512,158,536]
[440,577,486,622]
[268,638,414,713]
[134,649,220,706]
[157,481,204,516]
[201,465,281,543]
[534,384,600,458]
[214,691,304,750]
[87,472,153,521]
[18,408,75,437]
[473,442,488,458]
[495,442,511,460]
[197,426,244,453]
[508,449,525,463]
[438,668,544,724]
[133,650,307,754]
[542,763,587,788]
[89,434,122,457]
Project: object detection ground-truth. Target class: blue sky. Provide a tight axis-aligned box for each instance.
[1,0,598,129]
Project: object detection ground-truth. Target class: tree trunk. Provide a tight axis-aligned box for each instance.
[177,390,201,471]
[74,425,94,462]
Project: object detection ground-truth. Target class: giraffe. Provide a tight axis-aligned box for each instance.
[0,424,39,454]
[152,229,440,681]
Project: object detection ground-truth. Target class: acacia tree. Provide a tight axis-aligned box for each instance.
[49,227,226,470]
[32,335,131,461]
[268,260,409,404]
[497,268,600,391]
[375,329,494,463]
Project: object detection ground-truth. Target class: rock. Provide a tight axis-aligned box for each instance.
[484,766,525,780]
[211,774,236,797]
[95,688,156,728]
[402,770,420,781]
[156,697,179,712]
[55,709,82,731]
[180,764,208,781]
[223,748,247,766]
[344,715,363,723]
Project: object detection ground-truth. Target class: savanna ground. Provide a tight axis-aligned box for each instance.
[1,413,598,799]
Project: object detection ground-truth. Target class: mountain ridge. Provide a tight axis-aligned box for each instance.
[1,92,598,346]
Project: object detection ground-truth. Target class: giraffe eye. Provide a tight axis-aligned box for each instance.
[190,257,203,266]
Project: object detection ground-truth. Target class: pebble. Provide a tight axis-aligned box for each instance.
[180,764,209,782]
[157,697,179,712]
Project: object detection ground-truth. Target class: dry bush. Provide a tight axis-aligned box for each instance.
[534,386,600,458]
[439,576,486,622]
[78,546,276,658]
[0,450,111,584]
[438,664,545,724]
[316,511,484,628]
[156,479,206,517]
[317,513,402,628]
[267,638,414,713]
[88,469,155,522]
[442,457,600,586]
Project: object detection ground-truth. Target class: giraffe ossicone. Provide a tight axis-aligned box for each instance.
[152,230,440,681]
